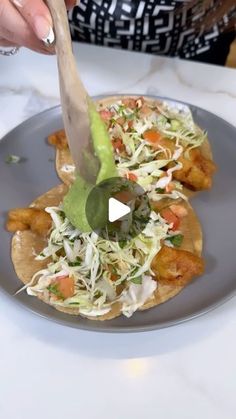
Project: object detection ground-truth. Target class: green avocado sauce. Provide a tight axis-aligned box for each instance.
[63,100,118,232]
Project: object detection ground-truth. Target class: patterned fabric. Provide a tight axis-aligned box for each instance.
[69,0,235,61]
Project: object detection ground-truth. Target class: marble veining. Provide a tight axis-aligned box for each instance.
[174,65,236,100]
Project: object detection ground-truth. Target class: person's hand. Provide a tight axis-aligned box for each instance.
[0,0,77,54]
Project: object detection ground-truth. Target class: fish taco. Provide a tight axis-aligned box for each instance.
[48,96,216,196]
[7,184,204,320]
[6,96,212,321]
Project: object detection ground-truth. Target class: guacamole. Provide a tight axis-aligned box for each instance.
[63,100,117,232]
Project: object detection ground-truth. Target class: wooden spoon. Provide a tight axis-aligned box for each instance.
[46,0,99,182]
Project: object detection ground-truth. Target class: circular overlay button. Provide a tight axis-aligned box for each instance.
[85,177,151,242]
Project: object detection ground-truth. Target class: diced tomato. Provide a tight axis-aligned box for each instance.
[169,204,188,218]
[122,98,137,109]
[114,190,134,203]
[106,265,119,282]
[127,172,138,182]
[112,137,125,153]
[99,109,114,122]
[110,273,119,281]
[127,120,133,129]
[143,130,162,144]
[160,208,180,231]
[54,275,75,299]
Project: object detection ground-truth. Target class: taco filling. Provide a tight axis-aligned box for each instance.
[49,96,216,192]
[8,193,204,319]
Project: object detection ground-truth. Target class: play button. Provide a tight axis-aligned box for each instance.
[85,177,151,242]
[108,197,131,222]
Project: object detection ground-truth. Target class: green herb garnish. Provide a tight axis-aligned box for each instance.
[5,154,21,164]
[166,234,184,247]
[58,210,65,219]
[68,257,82,267]
[94,290,102,299]
[131,276,142,285]
[156,188,164,194]
[47,284,63,299]
[110,118,117,125]
[126,113,134,120]
[119,240,127,249]
[117,104,126,114]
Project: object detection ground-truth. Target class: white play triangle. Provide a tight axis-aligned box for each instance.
[108,197,131,223]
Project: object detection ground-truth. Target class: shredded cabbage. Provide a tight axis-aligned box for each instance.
[120,275,157,317]
[26,206,170,315]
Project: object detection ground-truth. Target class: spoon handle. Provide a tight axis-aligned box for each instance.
[46,0,87,98]
[46,0,95,177]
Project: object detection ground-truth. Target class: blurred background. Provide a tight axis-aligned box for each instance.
[227,38,236,67]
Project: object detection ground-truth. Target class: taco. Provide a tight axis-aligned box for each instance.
[48,96,216,196]
[7,184,204,320]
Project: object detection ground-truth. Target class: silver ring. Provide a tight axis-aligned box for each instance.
[0,47,20,56]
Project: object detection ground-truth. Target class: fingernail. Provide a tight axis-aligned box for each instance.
[12,0,23,7]
[42,26,55,45]
[34,16,55,45]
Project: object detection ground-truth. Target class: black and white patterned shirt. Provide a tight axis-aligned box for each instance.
[69,0,235,65]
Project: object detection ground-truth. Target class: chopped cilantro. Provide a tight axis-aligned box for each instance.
[156,188,164,194]
[126,113,134,120]
[94,290,102,299]
[110,118,117,125]
[117,104,125,114]
[5,154,21,164]
[68,257,82,267]
[166,234,184,247]
[47,283,63,299]
[58,210,66,220]
[131,276,142,285]
[119,239,127,249]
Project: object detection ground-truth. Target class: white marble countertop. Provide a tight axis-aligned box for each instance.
[1,44,236,419]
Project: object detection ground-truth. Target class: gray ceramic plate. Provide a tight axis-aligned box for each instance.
[0,96,236,332]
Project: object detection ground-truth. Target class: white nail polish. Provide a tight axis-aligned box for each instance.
[42,27,55,45]
[12,0,23,8]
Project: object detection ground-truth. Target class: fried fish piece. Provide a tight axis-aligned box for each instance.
[48,129,68,150]
[6,220,28,232]
[173,148,216,191]
[151,245,204,287]
[6,208,52,236]
[156,137,216,191]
